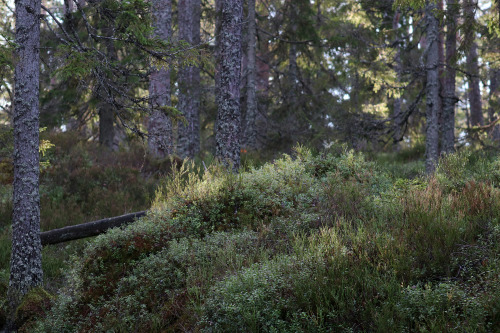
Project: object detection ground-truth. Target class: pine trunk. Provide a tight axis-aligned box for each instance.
[467,41,483,126]
[489,68,500,141]
[392,10,403,150]
[177,0,201,158]
[98,26,116,150]
[437,0,445,155]
[464,0,483,126]
[425,0,440,174]
[288,44,298,105]
[148,0,173,158]
[441,0,459,153]
[98,103,115,149]
[243,0,258,149]
[8,0,43,322]
[215,0,243,171]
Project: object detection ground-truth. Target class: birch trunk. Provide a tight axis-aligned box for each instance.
[148,0,173,158]
[177,0,201,158]
[425,0,440,174]
[441,0,459,153]
[215,0,243,171]
[8,0,43,323]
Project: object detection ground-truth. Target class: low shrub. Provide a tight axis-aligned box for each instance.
[31,147,500,332]
[396,282,490,332]
[33,231,268,332]
[201,228,403,332]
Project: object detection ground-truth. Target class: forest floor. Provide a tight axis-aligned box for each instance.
[0,133,499,332]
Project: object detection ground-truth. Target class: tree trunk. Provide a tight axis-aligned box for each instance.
[425,0,440,174]
[464,0,483,126]
[288,44,299,105]
[215,0,243,171]
[467,41,483,126]
[98,23,116,150]
[441,0,459,154]
[392,9,403,150]
[148,0,173,158]
[177,0,201,158]
[243,0,258,149]
[8,0,43,324]
[489,68,500,141]
[287,2,299,105]
[98,104,115,149]
[40,211,146,246]
[63,0,74,14]
[437,0,445,155]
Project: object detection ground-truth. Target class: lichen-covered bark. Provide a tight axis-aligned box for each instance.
[464,0,483,126]
[177,0,201,158]
[8,0,43,321]
[215,0,243,171]
[425,0,440,174]
[441,0,459,154]
[243,0,258,149]
[148,0,173,158]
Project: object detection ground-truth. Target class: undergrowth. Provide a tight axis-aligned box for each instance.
[5,143,500,332]
[0,130,177,325]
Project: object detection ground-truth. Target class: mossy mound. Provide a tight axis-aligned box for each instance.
[16,287,54,332]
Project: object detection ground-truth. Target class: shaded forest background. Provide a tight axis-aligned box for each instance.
[1,0,498,160]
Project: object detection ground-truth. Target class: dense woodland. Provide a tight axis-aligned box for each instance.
[0,0,500,331]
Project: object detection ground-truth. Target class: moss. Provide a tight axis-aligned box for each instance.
[0,274,8,329]
[15,287,54,332]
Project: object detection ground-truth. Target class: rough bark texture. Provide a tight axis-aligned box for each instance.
[441,0,459,154]
[215,0,243,171]
[464,0,483,126]
[177,0,201,158]
[467,41,483,126]
[148,0,173,158]
[243,0,258,149]
[437,0,445,155]
[489,68,500,141]
[392,10,403,150]
[40,211,146,245]
[8,0,43,322]
[425,0,440,174]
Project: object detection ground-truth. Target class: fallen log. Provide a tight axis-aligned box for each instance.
[40,211,147,246]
